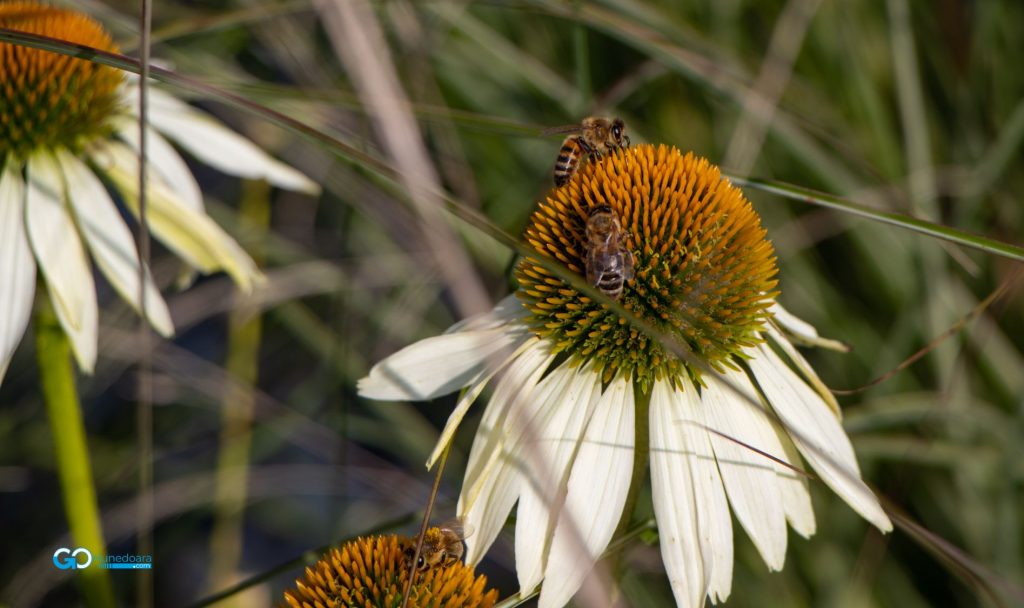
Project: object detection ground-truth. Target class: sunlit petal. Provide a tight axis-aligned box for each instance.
[540,375,634,608]
[114,117,204,212]
[770,302,848,352]
[25,153,97,372]
[766,324,842,417]
[458,344,558,566]
[771,422,816,538]
[461,340,553,499]
[673,382,733,602]
[427,337,540,469]
[358,326,528,402]
[514,362,602,595]
[702,369,787,570]
[91,141,262,293]
[56,149,173,337]
[446,294,524,334]
[0,160,36,383]
[127,86,320,195]
[650,381,704,608]
[750,342,892,532]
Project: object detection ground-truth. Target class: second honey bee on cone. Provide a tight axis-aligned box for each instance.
[584,205,634,301]
[545,116,630,186]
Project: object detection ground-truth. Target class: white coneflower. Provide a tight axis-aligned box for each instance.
[359,144,891,608]
[0,1,318,384]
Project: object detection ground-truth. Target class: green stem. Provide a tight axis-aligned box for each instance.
[207,180,269,600]
[36,296,116,608]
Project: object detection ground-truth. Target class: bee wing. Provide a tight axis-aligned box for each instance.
[437,517,475,540]
[542,124,584,136]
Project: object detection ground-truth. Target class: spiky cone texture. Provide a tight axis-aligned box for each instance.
[283,534,498,608]
[0,1,320,384]
[359,144,891,608]
[516,144,779,391]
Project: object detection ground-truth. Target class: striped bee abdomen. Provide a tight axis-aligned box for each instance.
[554,135,584,186]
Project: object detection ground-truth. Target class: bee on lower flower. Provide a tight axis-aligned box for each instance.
[402,518,473,572]
[284,534,498,608]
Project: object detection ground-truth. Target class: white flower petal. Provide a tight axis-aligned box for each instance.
[56,150,174,338]
[766,325,841,418]
[131,86,320,194]
[426,336,539,469]
[91,141,262,293]
[0,160,36,383]
[514,362,602,595]
[458,341,557,566]
[750,342,892,532]
[461,338,554,502]
[25,153,97,373]
[358,325,527,401]
[460,453,521,567]
[673,382,733,602]
[540,375,634,608]
[770,302,848,352]
[114,117,204,212]
[446,294,524,334]
[771,422,816,538]
[702,369,788,571]
[650,381,705,608]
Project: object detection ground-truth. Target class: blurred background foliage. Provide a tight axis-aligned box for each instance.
[1,0,1022,606]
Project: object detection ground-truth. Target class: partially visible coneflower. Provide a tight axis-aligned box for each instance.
[360,144,891,608]
[0,4,319,606]
[0,1,319,385]
[283,533,499,608]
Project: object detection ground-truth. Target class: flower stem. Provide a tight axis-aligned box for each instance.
[35,296,115,608]
[207,180,269,600]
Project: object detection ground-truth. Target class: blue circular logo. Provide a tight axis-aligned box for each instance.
[53,548,92,570]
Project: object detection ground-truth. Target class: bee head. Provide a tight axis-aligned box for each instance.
[611,118,626,143]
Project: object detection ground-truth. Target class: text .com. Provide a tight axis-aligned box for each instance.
[52,548,153,570]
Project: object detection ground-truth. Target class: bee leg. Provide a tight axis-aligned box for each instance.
[576,135,594,154]
[622,135,631,147]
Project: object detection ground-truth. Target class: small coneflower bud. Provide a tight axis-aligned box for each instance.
[282,534,499,608]
[0,2,123,158]
[516,144,778,390]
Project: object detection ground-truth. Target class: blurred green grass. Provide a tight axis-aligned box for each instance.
[1,0,1023,606]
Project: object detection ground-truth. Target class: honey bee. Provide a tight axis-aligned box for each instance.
[583,205,634,301]
[545,116,630,186]
[403,519,473,572]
